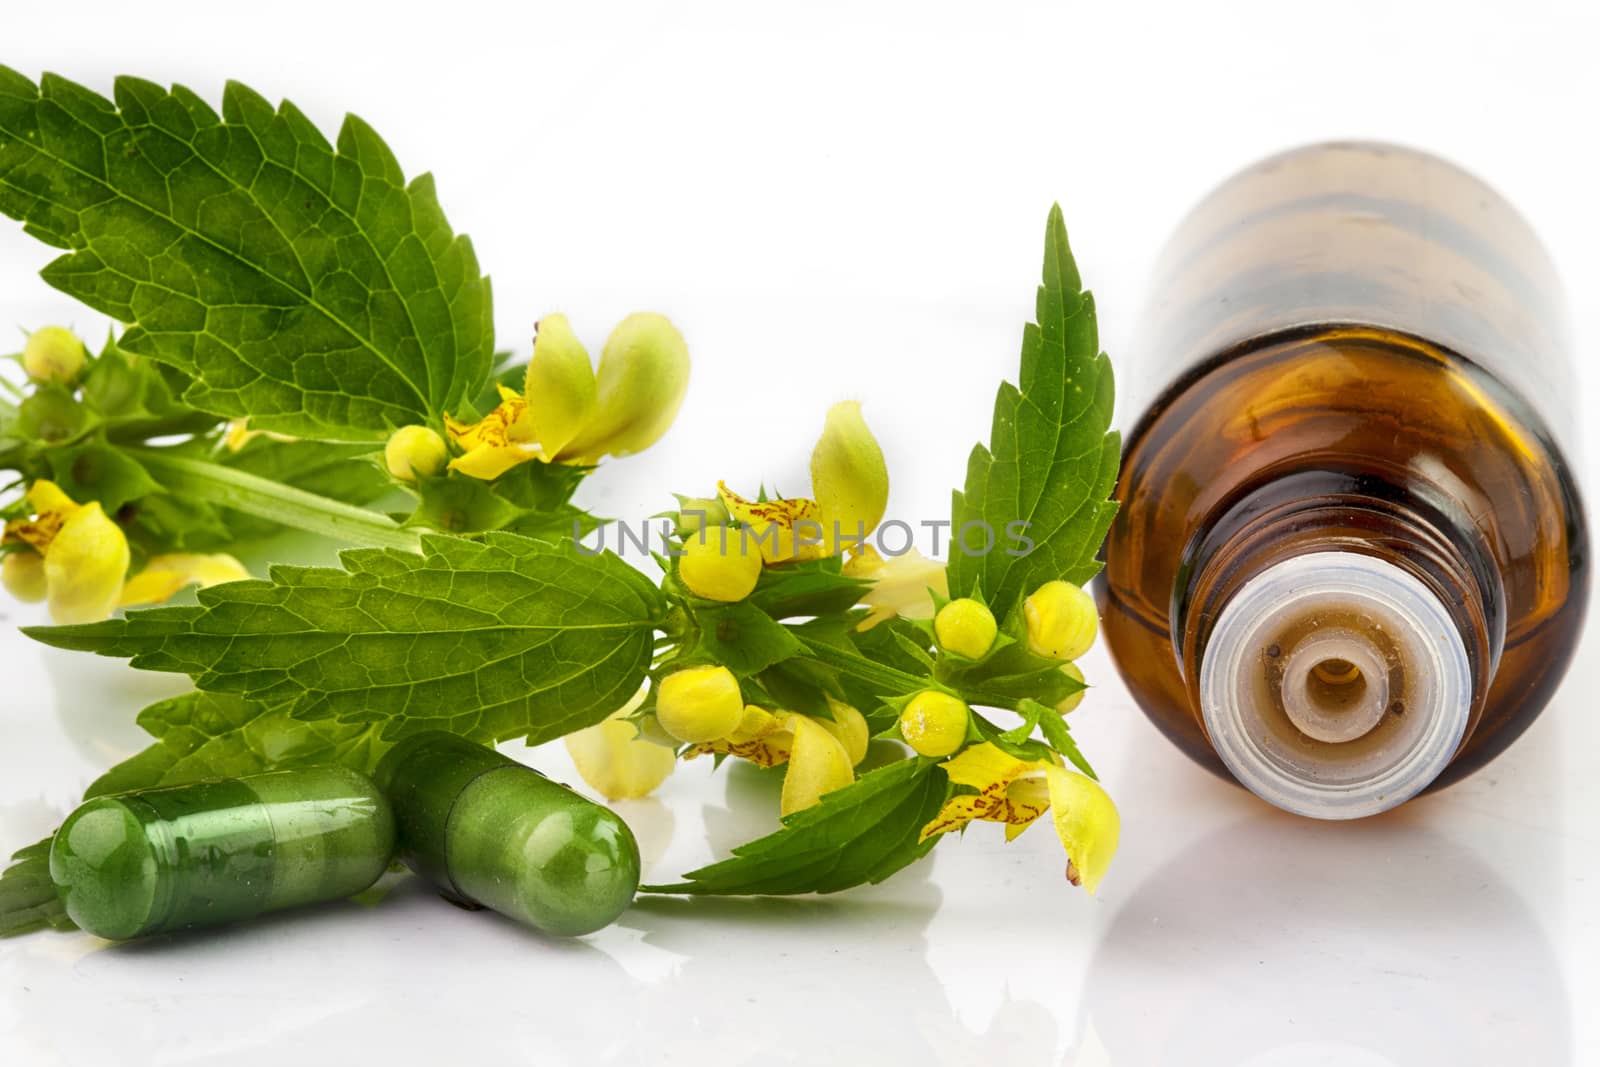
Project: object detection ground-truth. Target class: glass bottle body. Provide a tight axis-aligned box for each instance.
[1100,143,1588,813]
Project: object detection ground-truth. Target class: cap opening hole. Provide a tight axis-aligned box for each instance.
[1306,658,1368,713]
[1278,634,1390,745]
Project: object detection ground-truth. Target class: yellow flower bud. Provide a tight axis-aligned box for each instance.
[2,551,48,603]
[565,707,677,800]
[43,501,130,624]
[934,598,997,660]
[810,401,888,551]
[678,526,763,602]
[1056,662,1086,713]
[560,312,689,463]
[1023,580,1099,661]
[898,690,970,758]
[780,714,855,816]
[524,314,597,458]
[22,326,86,385]
[656,665,744,743]
[819,697,869,765]
[384,424,448,482]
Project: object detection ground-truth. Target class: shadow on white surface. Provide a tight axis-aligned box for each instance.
[1075,813,1570,1066]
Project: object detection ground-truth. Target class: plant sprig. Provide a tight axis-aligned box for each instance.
[0,70,1122,937]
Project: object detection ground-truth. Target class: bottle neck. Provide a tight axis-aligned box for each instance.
[1180,473,1498,818]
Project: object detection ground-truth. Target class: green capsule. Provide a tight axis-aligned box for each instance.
[376,732,640,936]
[49,767,395,941]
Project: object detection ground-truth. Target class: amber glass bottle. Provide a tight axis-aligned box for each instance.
[1100,142,1588,818]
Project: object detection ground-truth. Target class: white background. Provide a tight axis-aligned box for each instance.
[2,2,1597,1064]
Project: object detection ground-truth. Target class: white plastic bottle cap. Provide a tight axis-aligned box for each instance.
[1198,551,1472,819]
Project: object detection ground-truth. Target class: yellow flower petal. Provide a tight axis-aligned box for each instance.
[448,441,542,480]
[689,704,793,767]
[845,546,949,631]
[780,714,855,816]
[524,314,598,459]
[819,697,869,766]
[444,386,541,479]
[25,479,80,519]
[118,553,250,609]
[559,312,689,463]
[1043,765,1120,893]
[565,704,676,801]
[810,401,888,553]
[919,742,1052,842]
[43,502,129,624]
[718,483,828,564]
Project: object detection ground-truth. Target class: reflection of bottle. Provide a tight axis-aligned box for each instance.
[1100,142,1589,818]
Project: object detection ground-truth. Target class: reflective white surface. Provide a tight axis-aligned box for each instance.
[2,613,1593,1065]
[2,1,1597,1063]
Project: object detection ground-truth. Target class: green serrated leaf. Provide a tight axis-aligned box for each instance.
[0,69,493,440]
[947,204,1120,619]
[643,758,949,895]
[0,840,70,937]
[745,557,869,619]
[26,533,666,744]
[45,440,162,514]
[677,600,804,678]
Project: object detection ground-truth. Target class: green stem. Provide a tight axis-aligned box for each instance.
[796,634,926,696]
[127,447,423,552]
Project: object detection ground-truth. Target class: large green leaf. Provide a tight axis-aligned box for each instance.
[27,533,667,743]
[947,204,1119,618]
[644,759,948,896]
[0,68,493,440]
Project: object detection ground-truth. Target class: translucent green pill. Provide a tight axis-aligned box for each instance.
[49,766,395,940]
[376,732,640,936]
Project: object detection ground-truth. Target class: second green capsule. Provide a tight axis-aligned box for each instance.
[376,732,641,936]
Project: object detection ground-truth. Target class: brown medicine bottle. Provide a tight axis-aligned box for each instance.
[1099,142,1589,817]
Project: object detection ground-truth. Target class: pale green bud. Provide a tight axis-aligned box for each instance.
[22,326,86,385]
[384,424,448,482]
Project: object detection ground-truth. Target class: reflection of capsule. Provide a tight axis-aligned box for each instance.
[376,732,640,936]
[50,767,395,940]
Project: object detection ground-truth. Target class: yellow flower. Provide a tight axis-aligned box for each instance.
[656,665,745,743]
[689,700,868,816]
[118,553,251,609]
[844,546,949,631]
[22,326,86,385]
[920,742,1120,893]
[718,401,889,564]
[3,481,249,623]
[444,312,689,479]
[678,525,763,602]
[565,690,677,800]
[4,480,128,623]
[934,598,997,659]
[1023,580,1099,661]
